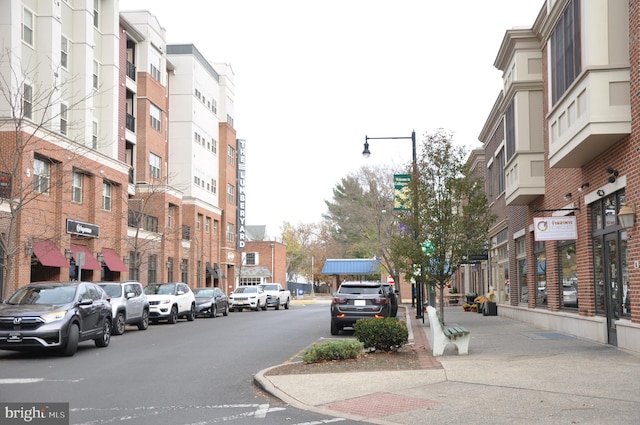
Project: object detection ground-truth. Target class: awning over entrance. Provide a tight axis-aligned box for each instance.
[101,248,128,272]
[70,245,102,270]
[32,240,69,268]
[321,258,381,275]
[206,263,222,279]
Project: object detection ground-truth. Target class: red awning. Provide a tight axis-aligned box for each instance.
[101,248,128,272]
[32,241,69,268]
[70,245,102,270]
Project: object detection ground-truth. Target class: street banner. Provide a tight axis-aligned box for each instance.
[533,216,577,241]
[394,174,411,210]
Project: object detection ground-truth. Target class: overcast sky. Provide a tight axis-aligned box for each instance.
[120,0,543,238]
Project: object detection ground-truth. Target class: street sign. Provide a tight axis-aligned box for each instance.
[387,275,395,285]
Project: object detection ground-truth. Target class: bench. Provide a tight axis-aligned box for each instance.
[426,305,470,356]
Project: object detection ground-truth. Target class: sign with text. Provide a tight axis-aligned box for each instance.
[66,219,99,238]
[393,174,411,210]
[236,139,247,250]
[1,402,68,424]
[533,217,577,241]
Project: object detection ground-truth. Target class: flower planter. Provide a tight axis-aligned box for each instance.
[483,301,498,316]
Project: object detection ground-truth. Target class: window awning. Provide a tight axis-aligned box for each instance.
[101,248,128,272]
[33,240,69,268]
[321,259,381,275]
[70,245,102,270]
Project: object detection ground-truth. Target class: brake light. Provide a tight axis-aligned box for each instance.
[374,314,385,319]
[374,298,388,305]
[332,297,347,304]
[336,313,346,318]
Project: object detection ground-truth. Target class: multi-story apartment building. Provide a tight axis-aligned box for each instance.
[482,0,640,352]
[0,2,239,298]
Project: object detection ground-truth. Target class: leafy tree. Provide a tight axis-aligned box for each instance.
[392,129,494,321]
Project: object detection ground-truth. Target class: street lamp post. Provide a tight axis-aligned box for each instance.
[362,130,424,319]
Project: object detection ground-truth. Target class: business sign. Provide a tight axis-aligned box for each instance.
[394,174,411,210]
[66,219,100,238]
[236,139,247,250]
[533,216,577,241]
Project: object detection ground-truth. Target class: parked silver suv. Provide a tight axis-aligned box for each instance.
[99,281,149,335]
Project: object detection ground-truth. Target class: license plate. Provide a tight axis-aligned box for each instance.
[354,300,366,307]
[7,333,22,343]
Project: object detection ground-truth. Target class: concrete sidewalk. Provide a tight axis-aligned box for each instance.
[255,305,640,424]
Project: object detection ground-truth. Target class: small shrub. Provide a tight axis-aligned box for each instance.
[302,339,364,364]
[353,317,408,352]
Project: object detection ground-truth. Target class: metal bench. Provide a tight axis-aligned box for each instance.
[426,306,470,356]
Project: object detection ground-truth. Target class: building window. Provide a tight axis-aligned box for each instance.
[212,139,217,154]
[168,204,175,229]
[148,254,157,284]
[22,8,33,46]
[197,214,202,230]
[205,217,210,233]
[487,163,494,202]
[102,181,112,211]
[150,103,161,131]
[150,49,161,82]
[60,103,68,135]
[197,261,202,287]
[244,252,258,265]
[227,183,234,204]
[534,240,546,308]
[23,84,32,119]
[149,153,161,179]
[505,100,515,161]
[227,146,235,165]
[227,223,234,243]
[129,251,140,281]
[212,179,217,194]
[181,259,189,284]
[93,60,99,89]
[167,257,173,282]
[93,0,99,28]
[496,148,505,195]
[558,241,577,309]
[33,156,50,194]
[516,237,527,305]
[551,0,581,105]
[92,121,98,148]
[213,220,218,235]
[72,171,83,203]
[61,36,69,69]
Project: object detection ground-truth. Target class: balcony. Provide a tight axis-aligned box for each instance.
[548,68,630,168]
[505,152,545,205]
[126,61,136,81]
[126,113,136,132]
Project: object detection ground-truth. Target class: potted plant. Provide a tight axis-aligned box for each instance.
[462,303,472,312]
[484,291,498,316]
[465,292,477,304]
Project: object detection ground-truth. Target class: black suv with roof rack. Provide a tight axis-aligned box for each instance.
[330,281,393,335]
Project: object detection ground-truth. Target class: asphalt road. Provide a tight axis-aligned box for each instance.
[0,301,367,425]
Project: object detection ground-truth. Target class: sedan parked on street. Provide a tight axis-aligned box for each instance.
[0,281,112,356]
[193,287,229,318]
[99,281,150,334]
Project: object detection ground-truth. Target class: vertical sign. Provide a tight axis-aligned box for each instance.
[394,174,411,210]
[236,139,247,250]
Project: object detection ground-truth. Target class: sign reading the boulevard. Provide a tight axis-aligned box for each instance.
[533,216,577,241]
[66,219,100,238]
[394,174,411,210]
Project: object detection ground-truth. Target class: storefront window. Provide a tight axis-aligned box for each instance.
[558,241,577,309]
[516,237,527,305]
[534,240,546,308]
[593,238,605,314]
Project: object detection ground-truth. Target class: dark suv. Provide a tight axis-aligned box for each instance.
[330,281,392,335]
[0,281,112,356]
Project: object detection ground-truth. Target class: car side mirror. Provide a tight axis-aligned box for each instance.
[177,290,185,295]
[78,298,93,306]
[126,292,135,299]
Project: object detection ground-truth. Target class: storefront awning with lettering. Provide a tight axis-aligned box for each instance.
[70,245,102,270]
[101,248,128,272]
[33,240,69,268]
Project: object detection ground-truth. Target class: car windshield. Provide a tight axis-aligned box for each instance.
[193,289,214,298]
[261,285,278,291]
[7,285,77,305]
[235,286,257,294]
[144,284,176,295]
[339,285,382,295]
[101,284,122,298]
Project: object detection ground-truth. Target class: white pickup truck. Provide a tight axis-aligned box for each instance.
[228,285,267,312]
[260,283,291,310]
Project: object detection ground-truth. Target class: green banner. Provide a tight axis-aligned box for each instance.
[394,174,411,210]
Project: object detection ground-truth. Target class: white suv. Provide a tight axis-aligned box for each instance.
[144,283,196,324]
[99,281,150,335]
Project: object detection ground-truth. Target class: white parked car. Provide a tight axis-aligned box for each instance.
[99,281,149,335]
[144,283,196,324]
[229,285,267,312]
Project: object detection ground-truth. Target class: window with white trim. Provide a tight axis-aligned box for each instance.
[92,121,98,148]
[227,183,234,204]
[93,60,99,89]
[72,171,83,203]
[227,146,235,165]
[150,103,161,131]
[61,36,69,69]
[227,223,234,243]
[150,49,161,82]
[22,8,33,46]
[93,0,99,28]
[102,181,112,211]
[60,103,68,135]
[23,84,32,119]
[33,156,50,194]
[149,153,161,179]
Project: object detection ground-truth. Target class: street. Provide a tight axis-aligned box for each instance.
[0,301,366,425]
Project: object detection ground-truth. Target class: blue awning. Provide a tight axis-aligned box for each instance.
[321,259,380,275]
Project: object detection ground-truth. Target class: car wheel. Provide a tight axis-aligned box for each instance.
[168,306,178,324]
[284,298,290,309]
[261,300,267,311]
[222,303,229,316]
[94,317,111,347]
[275,300,280,310]
[187,303,196,321]
[61,323,79,356]
[210,304,217,318]
[113,312,126,335]
[137,309,149,330]
[330,320,339,336]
